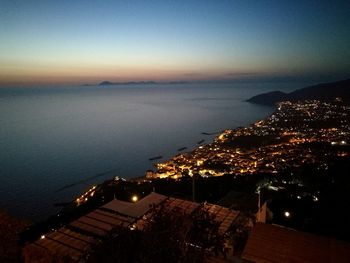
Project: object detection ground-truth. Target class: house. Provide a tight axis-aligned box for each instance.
[23,192,240,263]
[242,223,350,263]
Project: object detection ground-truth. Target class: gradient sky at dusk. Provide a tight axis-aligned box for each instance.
[1,0,349,86]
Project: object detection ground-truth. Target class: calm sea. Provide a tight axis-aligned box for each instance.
[0,82,304,220]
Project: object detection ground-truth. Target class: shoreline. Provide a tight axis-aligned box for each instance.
[1,83,280,221]
[2,104,275,223]
[70,104,277,192]
[18,97,350,245]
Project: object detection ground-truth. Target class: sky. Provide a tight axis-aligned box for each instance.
[0,0,349,86]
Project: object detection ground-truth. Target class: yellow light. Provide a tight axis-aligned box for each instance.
[218,134,225,141]
[132,195,138,202]
[284,211,291,218]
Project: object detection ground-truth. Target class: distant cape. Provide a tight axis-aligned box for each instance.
[247,79,350,105]
[97,80,190,86]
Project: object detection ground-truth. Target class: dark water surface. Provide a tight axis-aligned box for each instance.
[0,82,302,220]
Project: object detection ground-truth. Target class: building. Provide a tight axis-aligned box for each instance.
[218,191,268,223]
[242,223,350,263]
[23,192,240,263]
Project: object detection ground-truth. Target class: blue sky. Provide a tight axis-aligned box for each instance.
[0,0,349,85]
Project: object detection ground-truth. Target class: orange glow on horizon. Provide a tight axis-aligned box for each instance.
[0,63,269,86]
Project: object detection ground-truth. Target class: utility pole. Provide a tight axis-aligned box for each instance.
[192,174,195,202]
[257,189,261,222]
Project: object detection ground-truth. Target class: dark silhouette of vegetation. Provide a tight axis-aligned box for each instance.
[87,204,225,263]
[228,213,253,255]
[0,211,28,263]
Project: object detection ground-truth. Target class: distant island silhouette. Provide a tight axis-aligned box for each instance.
[99,80,156,86]
[247,79,350,105]
[98,80,189,86]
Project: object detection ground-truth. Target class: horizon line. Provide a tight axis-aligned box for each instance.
[1,75,349,88]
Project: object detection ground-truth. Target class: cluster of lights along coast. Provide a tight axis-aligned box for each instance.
[149,99,349,180]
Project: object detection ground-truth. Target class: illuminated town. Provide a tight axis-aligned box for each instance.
[150,99,349,179]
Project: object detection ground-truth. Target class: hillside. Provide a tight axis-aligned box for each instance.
[247,79,350,105]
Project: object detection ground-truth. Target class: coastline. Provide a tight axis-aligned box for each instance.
[19,97,350,245]
[0,83,281,220]
[67,103,277,196]
[29,103,274,224]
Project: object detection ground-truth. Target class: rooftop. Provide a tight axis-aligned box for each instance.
[242,223,350,263]
[23,192,239,262]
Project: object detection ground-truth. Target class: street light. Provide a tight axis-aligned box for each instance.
[132,195,138,202]
[284,211,291,218]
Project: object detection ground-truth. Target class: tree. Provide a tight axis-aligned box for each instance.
[0,211,28,263]
[228,213,253,256]
[87,203,225,263]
